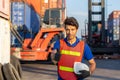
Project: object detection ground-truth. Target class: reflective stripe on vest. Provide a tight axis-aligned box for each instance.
[59,66,73,72]
[61,50,81,56]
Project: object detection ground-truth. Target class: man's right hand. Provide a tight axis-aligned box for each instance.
[51,49,61,65]
[54,49,61,61]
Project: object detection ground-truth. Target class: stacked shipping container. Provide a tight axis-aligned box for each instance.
[11,2,41,46]
[40,0,65,17]
[107,10,120,46]
[10,0,65,30]
[10,0,65,46]
[0,0,10,64]
[10,0,64,18]
[11,2,41,33]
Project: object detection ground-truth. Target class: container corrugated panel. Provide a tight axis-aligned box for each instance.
[108,11,120,41]
[58,0,63,8]
[30,8,40,33]
[11,2,25,26]
[11,0,42,17]
[40,0,64,17]
[0,0,10,19]
[49,0,64,8]
[40,0,46,17]
[11,2,40,46]
[49,0,57,8]
[11,2,40,33]
[10,0,65,18]
[108,18,118,27]
[0,17,10,64]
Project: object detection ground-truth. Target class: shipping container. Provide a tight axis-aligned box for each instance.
[0,0,10,19]
[0,17,10,64]
[10,0,64,18]
[11,2,25,26]
[108,10,120,20]
[107,13,120,43]
[40,0,64,18]
[11,2,40,33]
[11,2,41,46]
[10,0,66,46]
[11,0,41,17]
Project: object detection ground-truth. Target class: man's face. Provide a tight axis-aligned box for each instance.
[65,25,78,40]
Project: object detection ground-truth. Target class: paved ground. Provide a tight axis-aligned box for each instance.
[88,59,120,80]
[21,59,120,80]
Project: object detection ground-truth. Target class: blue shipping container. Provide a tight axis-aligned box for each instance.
[11,2,40,33]
[11,2,25,26]
[11,2,41,46]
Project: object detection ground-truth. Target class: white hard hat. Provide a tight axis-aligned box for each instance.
[74,62,89,75]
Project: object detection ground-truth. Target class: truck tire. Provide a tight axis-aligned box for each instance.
[2,63,21,80]
[10,55,22,78]
[0,63,4,80]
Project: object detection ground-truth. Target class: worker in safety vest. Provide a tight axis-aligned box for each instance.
[51,17,96,80]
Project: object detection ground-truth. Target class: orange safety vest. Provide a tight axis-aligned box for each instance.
[58,40,85,80]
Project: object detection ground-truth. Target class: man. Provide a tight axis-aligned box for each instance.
[51,17,96,80]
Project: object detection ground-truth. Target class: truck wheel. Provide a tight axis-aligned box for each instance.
[0,63,4,80]
[2,63,21,80]
[10,55,22,78]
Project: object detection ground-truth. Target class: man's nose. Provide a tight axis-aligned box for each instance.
[69,30,72,34]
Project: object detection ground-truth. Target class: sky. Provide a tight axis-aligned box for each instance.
[66,0,120,38]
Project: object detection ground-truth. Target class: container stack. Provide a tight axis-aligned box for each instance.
[10,2,41,46]
[10,0,65,46]
[107,10,120,46]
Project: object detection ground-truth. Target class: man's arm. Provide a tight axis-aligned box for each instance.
[88,58,96,74]
[84,44,96,74]
[51,40,60,65]
[51,49,58,65]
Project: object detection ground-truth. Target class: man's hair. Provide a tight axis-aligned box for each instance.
[64,17,79,29]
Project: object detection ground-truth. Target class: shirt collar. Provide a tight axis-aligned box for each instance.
[64,37,80,47]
